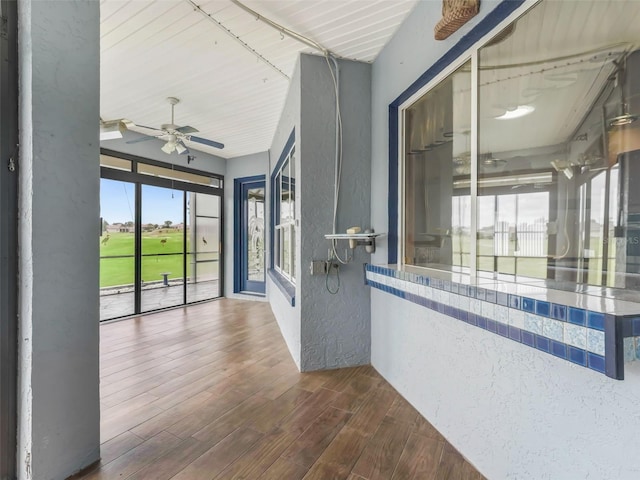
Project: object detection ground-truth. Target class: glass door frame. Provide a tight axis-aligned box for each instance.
[0,0,18,476]
[139,184,187,313]
[234,175,266,295]
[100,149,224,319]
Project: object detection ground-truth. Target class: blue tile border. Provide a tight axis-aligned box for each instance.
[365,264,640,380]
[587,312,605,331]
[551,304,566,321]
[522,298,535,313]
[568,347,587,366]
[569,308,586,326]
[536,301,550,317]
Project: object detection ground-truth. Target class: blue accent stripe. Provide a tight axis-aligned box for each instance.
[388,105,398,265]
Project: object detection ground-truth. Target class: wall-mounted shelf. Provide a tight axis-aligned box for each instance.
[324,232,386,253]
[324,232,386,240]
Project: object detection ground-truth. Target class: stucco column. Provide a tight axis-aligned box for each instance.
[18,1,100,478]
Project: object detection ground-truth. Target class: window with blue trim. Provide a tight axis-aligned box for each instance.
[273,143,296,284]
[399,0,640,296]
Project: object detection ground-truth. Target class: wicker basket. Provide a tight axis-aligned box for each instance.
[434,0,480,40]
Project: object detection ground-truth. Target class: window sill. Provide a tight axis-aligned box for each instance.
[268,269,295,306]
[365,263,640,380]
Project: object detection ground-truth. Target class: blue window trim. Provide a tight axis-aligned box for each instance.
[387,0,526,264]
[233,175,266,295]
[269,128,296,304]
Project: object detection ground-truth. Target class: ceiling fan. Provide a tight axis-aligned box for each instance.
[126,97,224,154]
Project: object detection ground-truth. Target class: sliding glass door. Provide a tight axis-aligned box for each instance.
[99,179,136,319]
[141,185,185,312]
[99,151,223,321]
[187,193,221,302]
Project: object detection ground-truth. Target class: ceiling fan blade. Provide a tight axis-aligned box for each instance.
[135,124,163,131]
[188,136,224,149]
[175,125,199,134]
[126,135,159,144]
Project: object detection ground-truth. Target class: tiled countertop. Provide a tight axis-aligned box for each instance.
[365,264,640,380]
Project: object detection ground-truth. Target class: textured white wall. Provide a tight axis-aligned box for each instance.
[298,55,372,371]
[18,1,101,478]
[224,151,269,300]
[372,292,640,479]
[371,1,640,479]
[268,58,302,368]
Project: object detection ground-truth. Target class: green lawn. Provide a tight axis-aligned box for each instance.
[99,231,218,288]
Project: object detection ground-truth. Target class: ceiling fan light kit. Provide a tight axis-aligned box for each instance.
[99,118,132,141]
[123,97,224,154]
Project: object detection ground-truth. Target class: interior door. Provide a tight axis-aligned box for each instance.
[235,177,266,295]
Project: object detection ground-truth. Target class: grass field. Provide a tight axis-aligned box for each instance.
[99,231,218,288]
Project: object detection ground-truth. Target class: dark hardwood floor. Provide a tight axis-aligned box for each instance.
[73,298,485,480]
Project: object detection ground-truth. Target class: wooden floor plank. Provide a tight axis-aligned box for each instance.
[247,387,313,433]
[170,427,263,480]
[125,437,215,480]
[81,431,183,480]
[351,417,412,480]
[97,431,145,466]
[391,432,445,480]
[310,425,369,474]
[435,442,485,480]
[281,407,352,468]
[260,458,310,480]
[212,427,300,480]
[77,299,486,480]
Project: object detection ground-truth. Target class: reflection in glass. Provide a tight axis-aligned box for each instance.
[404,61,471,270]
[477,0,640,291]
[247,187,265,282]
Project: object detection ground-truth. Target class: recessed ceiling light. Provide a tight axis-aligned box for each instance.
[495,105,535,120]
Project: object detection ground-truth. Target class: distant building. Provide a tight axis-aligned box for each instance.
[106,223,132,233]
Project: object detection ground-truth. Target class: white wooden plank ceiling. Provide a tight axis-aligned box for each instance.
[100,0,418,159]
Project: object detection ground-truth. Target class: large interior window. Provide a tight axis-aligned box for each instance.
[402,0,640,296]
[404,61,471,269]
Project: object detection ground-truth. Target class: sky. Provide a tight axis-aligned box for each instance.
[100,178,184,225]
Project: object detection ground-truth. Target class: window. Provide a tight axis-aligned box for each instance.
[273,143,296,283]
[401,0,640,296]
[404,60,471,270]
[99,150,224,320]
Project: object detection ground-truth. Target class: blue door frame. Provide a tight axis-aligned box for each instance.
[234,175,266,295]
